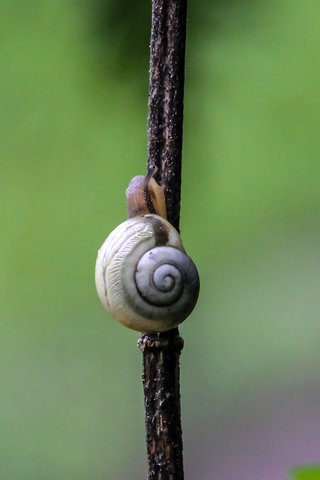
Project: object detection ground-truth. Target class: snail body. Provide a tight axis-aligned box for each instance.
[95,166,200,333]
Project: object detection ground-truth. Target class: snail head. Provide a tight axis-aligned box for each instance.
[126,165,167,220]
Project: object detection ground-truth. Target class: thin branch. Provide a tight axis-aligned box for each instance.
[147,0,187,233]
[139,1,188,479]
[138,330,184,480]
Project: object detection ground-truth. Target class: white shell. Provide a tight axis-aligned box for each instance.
[95,214,200,332]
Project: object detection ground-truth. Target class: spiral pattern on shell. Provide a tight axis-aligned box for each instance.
[95,214,200,332]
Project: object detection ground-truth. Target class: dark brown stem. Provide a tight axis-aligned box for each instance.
[139,1,187,479]
[147,0,187,233]
[138,329,184,480]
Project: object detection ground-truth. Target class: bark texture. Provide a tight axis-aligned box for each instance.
[138,329,184,480]
[147,0,187,233]
[140,1,188,478]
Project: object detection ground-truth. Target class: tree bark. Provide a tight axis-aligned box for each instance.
[138,330,184,480]
[147,0,187,233]
[139,1,188,479]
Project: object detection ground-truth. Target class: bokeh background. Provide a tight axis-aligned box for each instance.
[1,0,320,479]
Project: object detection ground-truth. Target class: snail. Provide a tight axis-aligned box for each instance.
[95,165,200,333]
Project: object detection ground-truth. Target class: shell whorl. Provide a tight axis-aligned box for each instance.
[95,214,200,332]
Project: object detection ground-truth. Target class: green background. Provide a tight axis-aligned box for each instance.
[291,468,320,480]
[1,0,320,478]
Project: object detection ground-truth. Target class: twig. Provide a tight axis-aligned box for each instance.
[137,330,184,480]
[147,0,187,233]
[138,1,188,479]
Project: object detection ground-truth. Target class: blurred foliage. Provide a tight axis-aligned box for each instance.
[291,467,320,480]
[1,0,320,479]
[88,0,243,82]
[90,0,152,81]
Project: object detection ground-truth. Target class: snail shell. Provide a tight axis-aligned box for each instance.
[95,166,200,333]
